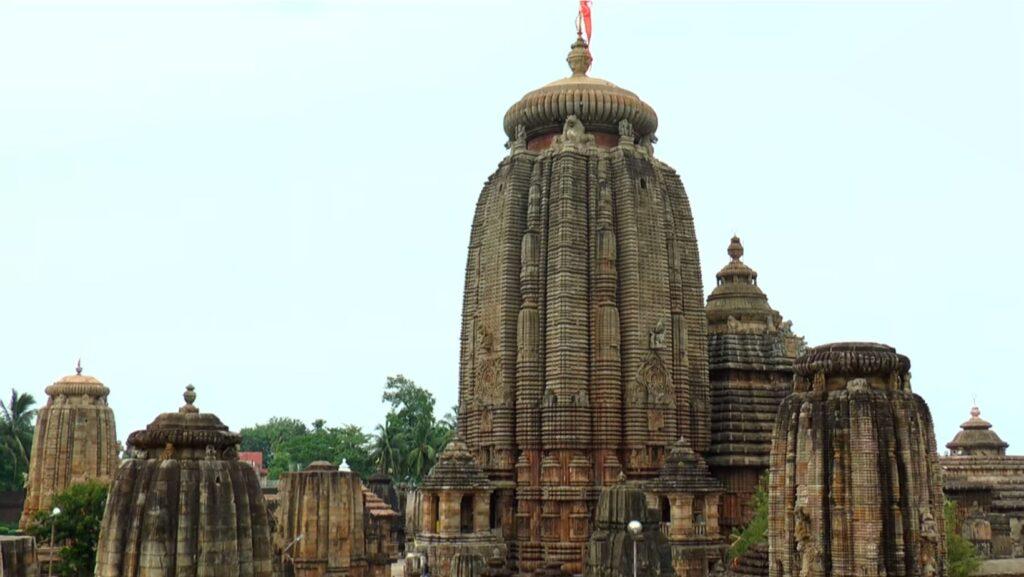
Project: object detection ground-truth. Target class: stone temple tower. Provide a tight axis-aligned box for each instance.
[20,362,119,529]
[767,343,946,577]
[456,35,708,573]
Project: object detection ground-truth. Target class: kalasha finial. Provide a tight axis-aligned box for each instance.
[181,384,199,414]
[727,235,744,261]
[970,405,981,418]
[75,359,83,376]
[567,36,593,77]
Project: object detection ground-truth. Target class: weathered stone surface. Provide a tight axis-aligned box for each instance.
[726,543,768,577]
[0,536,39,577]
[584,480,672,577]
[942,406,1024,559]
[705,237,802,535]
[646,438,726,577]
[367,471,405,551]
[414,438,504,577]
[95,386,272,577]
[768,343,946,577]
[458,35,709,574]
[20,363,119,529]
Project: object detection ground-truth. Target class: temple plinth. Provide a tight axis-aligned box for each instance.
[20,363,119,529]
[767,343,946,577]
[94,386,273,577]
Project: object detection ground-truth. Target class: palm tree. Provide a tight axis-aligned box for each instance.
[371,419,401,478]
[0,389,37,488]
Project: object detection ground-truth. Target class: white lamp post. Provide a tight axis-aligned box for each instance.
[627,520,642,577]
[48,507,62,577]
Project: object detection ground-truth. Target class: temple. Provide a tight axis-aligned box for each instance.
[455,34,709,574]
[768,343,946,577]
[705,237,802,535]
[94,386,273,577]
[942,406,1024,559]
[20,362,119,529]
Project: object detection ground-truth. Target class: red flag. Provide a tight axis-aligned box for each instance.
[579,0,592,43]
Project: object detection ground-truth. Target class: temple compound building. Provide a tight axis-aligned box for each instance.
[583,479,673,577]
[275,460,399,577]
[942,406,1024,559]
[768,343,946,577]
[94,386,273,577]
[414,438,505,577]
[705,237,802,535]
[644,438,725,577]
[20,362,119,529]
[454,34,709,574]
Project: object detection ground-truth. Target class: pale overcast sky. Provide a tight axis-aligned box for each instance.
[1,1,1021,452]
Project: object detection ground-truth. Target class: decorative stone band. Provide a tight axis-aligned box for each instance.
[127,427,241,452]
[793,341,910,378]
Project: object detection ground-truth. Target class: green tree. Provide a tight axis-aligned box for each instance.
[945,500,981,577]
[379,375,453,484]
[727,480,768,563]
[370,418,401,476]
[239,417,308,464]
[0,389,37,491]
[269,423,373,478]
[28,481,107,577]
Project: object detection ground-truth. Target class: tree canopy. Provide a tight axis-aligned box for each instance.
[0,388,37,491]
[239,375,453,485]
[28,481,108,577]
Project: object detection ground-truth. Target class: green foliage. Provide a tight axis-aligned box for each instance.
[727,480,768,563]
[372,375,454,484]
[241,375,454,485]
[945,500,981,577]
[0,389,37,491]
[239,417,308,465]
[0,521,19,536]
[28,481,108,577]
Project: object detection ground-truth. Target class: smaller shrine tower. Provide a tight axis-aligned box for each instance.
[768,343,945,577]
[705,237,802,534]
[95,386,273,577]
[20,362,119,529]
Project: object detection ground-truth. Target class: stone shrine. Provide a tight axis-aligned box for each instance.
[457,34,709,573]
[414,437,505,577]
[767,343,946,577]
[583,479,673,577]
[705,237,802,535]
[20,362,119,529]
[942,406,1024,559]
[94,386,273,577]
[645,438,725,576]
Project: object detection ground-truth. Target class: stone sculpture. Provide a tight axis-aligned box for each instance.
[767,343,946,577]
[458,34,708,573]
[20,362,119,529]
[94,386,272,577]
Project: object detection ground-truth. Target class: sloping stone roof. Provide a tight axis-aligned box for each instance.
[647,437,724,494]
[419,437,491,492]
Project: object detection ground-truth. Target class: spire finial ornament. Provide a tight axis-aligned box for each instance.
[727,235,744,261]
[181,384,199,414]
[567,36,592,77]
[75,359,83,376]
[970,405,981,418]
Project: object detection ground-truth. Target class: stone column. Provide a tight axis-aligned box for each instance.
[473,493,490,533]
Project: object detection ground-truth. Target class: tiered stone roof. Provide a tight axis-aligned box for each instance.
[947,406,1009,456]
[647,437,724,495]
[420,437,491,492]
[706,237,799,470]
[728,542,768,577]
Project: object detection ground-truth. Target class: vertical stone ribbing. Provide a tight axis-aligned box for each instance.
[768,343,946,577]
[21,370,119,530]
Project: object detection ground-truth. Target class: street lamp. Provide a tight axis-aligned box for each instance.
[627,520,642,577]
[48,507,62,577]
